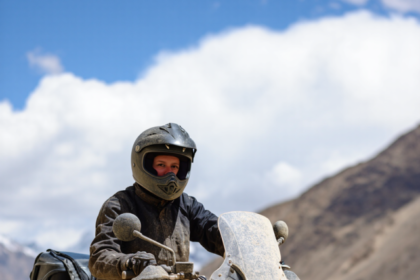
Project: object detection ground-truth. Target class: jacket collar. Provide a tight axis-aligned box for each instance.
[134,183,173,208]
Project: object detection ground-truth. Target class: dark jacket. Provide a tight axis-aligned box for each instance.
[89,184,224,280]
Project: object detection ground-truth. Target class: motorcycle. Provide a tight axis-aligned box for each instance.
[29,211,299,280]
[113,211,300,280]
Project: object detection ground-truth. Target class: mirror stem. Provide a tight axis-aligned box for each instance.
[133,230,177,265]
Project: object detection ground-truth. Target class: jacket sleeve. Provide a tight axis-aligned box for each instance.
[187,195,225,257]
[88,196,136,280]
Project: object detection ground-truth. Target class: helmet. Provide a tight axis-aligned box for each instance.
[131,123,197,201]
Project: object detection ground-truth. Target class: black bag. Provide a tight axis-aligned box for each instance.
[30,249,95,280]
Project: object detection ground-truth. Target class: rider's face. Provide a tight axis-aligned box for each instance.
[152,155,180,176]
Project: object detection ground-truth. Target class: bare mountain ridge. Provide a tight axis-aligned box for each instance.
[202,124,420,280]
[0,235,37,280]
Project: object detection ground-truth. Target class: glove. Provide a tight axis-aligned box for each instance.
[120,251,157,276]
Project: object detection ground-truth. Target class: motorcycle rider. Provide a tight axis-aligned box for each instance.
[89,123,224,280]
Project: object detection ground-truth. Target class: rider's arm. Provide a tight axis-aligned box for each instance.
[185,195,225,257]
[89,195,155,279]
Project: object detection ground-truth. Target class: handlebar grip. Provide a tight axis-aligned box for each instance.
[122,270,135,279]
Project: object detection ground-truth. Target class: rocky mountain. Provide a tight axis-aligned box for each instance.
[0,235,37,280]
[202,124,420,280]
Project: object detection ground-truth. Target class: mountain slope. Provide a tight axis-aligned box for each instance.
[202,124,420,280]
[0,235,36,280]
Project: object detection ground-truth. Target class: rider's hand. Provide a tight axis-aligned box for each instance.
[120,251,157,276]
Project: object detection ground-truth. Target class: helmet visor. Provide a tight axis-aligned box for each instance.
[143,152,191,180]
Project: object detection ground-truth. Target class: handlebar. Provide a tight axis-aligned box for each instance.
[133,230,177,266]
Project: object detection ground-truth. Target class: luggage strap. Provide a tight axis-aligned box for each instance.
[47,249,90,280]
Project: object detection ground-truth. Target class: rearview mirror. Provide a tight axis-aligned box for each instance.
[113,213,141,242]
[273,220,288,245]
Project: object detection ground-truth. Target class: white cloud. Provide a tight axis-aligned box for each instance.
[34,228,84,251]
[269,162,302,187]
[27,50,64,75]
[382,0,420,13]
[1,11,420,249]
[263,162,303,198]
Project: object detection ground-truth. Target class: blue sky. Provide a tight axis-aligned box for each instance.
[1,0,420,256]
[0,0,411,109]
